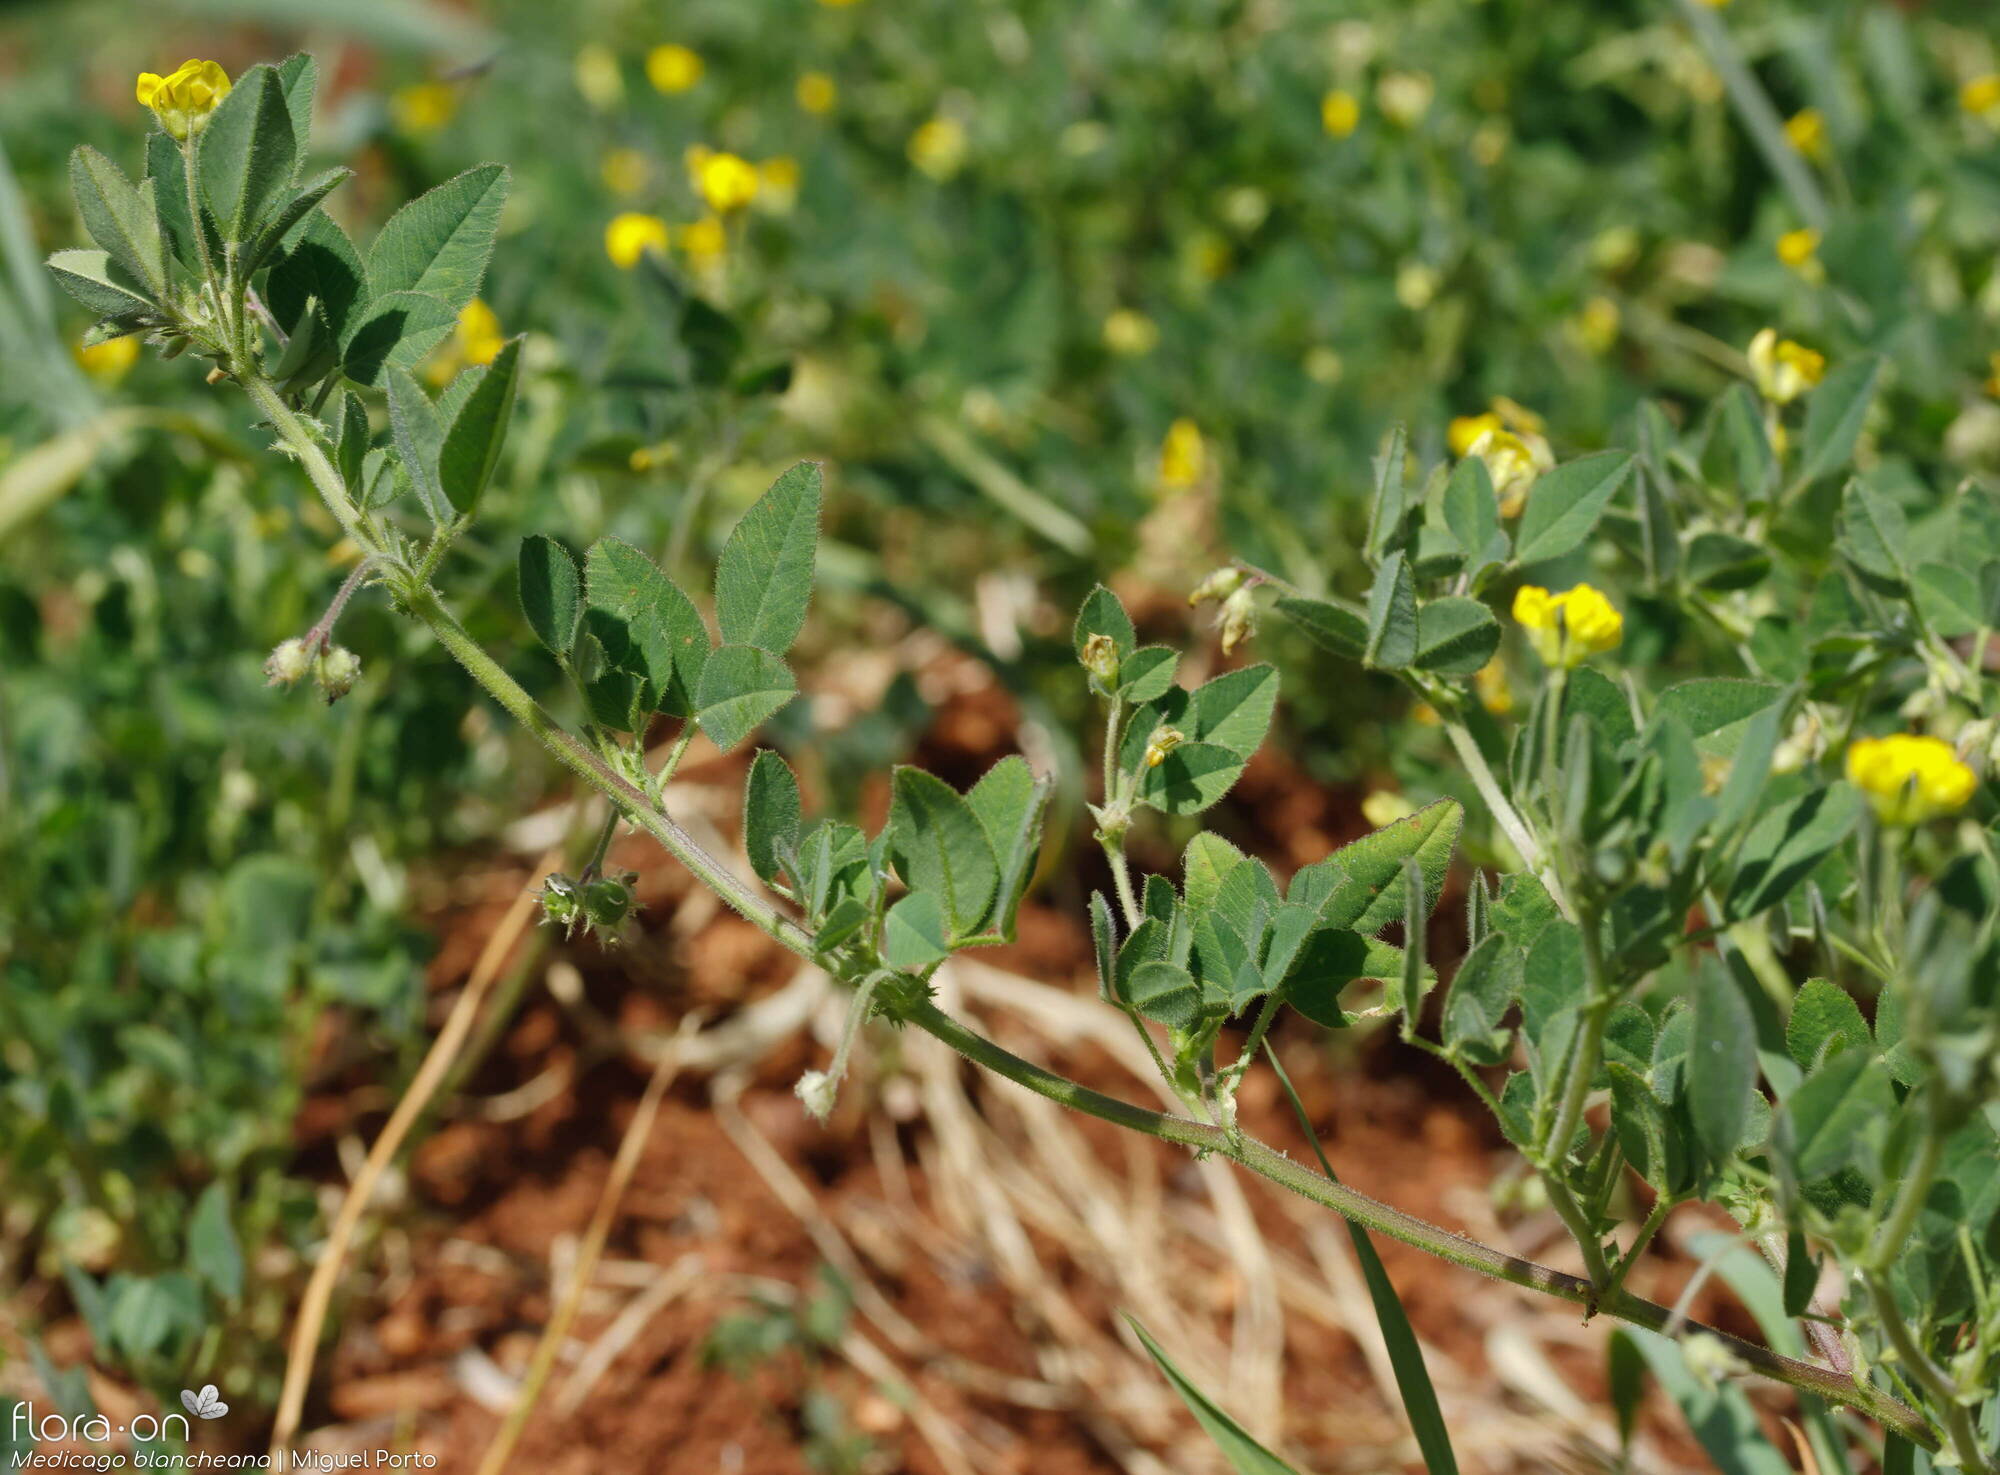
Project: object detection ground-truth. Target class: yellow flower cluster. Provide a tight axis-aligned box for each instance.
[1569,295,1621,356]
[1321,89,1360,139]
[1748,328,1825,405]
[909,117,969,180]
[1158,418,1207,491]
[135,59,231,141]
[1511,583,1623,669]
[797,71,838,115]
[1775,227,1821,280]
[1962,75,2000,124]
[391,81,456,136]
[75,334,141,382]
[1784,108,1827,162]
[646,44,704,94]
[692,150,760,213]
[1450,400,1553,517]
[1845,734,1977,826]
[1103,309,1158,356]
[605,213,671,270]
[427,300,504,386]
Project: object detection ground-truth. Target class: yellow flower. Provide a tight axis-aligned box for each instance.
[1776,227,1821,273]
[1321,89,1361,138]
[427,299,504,385]
[1961,74,2000,123]
[391,81,456,135]
[680,215,728,268]
[574,44,625,111]
[695,151,759,214]
[1696,0,1732,6]
[1474,657,1514,717]
[135,59,231,141]
[75,334,141,381]
[756,156,800,214]
[1376,71,1434,128]
[819,0,861,6]
[1304,346,1344,384]
[1102,309,1158,356]
[1784,108,1827,162]
[1158,418,1207,491]
[1395,261,1439,310]
[1362,790,1416,827]
[1845,734,1977,826]
[1143,726,1187,769]
[909,117,969,180]
[646,44,704,95]
[1748,328,1826,405]
[601,147,648,198]
[1512,583,1623,669]
[1569,295,1620,355]
[1984,351,2000,400]
[1448,412,1504,458]
[1470,428,1555,517]
[797,71,838,115]
[1491,396,1545,436]
[605,212,671,269]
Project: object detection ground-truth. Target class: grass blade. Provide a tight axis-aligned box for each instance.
[1265,1044,1460,1474]
[1125,1316,1301,1475]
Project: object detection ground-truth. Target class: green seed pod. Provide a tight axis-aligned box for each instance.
[583,873,636,929]
[539,873,582,930]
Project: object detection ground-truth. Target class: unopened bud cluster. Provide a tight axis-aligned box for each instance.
[265,638,362,704]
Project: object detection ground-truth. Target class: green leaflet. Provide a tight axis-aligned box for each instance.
[743,750,803,889]
[435,337,520,514]
[694,644,796,752]
[68,146,165,299]
[1514,451,1634,566]
[584,537,710,727]
[365,163,508,313]
[197,64,294,243]
[883,891,948,973]
[715,462,821,655]
[517,535,582,658]
[886,767,998,938]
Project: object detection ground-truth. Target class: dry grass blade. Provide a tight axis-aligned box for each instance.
[472,1021,693,1475]
[268,844,561,1461]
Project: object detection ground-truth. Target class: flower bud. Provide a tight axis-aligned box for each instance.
[1189,566,1244,607]
[265,638,312,687]
[1143,726,1187,769]
[315,645,361,704]
[1079,632,1120,687]
[1218,585,1258,653]
[794,1069,839,1122]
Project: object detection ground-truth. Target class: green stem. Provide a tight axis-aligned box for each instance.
[1596,1193,1675,1310]
[1441,716,1572,919]
[1866,1100,1944,1274]
[1863,1271,1994,1475]
[907,997,1934,1447]
[1539,912,1613,1166]
[1671,0,1830,231]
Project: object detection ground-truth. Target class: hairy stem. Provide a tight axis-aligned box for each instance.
[909,998,1934,1447]
[1441,716,1572,919]
[1863,1272,1994,1475]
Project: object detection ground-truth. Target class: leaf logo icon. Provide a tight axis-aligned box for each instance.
[179,1385,229,1420]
